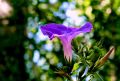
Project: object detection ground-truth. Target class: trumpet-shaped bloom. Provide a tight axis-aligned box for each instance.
[40,22,93,62]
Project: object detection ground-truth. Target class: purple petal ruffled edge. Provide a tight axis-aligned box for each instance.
[67,22,93,41]
[78,22,93,32]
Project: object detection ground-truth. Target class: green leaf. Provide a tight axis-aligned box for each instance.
[72,63,80,72]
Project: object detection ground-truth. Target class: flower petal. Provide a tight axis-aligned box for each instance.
[40,23,72,40]
[59,36,72,62]
[40,28,54,40]
[68,22,93,40]
[78,22,93,33]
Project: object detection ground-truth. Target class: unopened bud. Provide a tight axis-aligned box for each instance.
[92,47,115,71]
[98,46,115,67]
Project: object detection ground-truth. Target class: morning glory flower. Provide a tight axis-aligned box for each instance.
[40,22,93,62]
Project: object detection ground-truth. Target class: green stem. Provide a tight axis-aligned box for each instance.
[95,72,104,81]
[65,73,73,81]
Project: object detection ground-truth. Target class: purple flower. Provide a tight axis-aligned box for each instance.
[40,22,93,62]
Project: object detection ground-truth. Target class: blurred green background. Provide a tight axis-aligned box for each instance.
[0,0,120,81]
